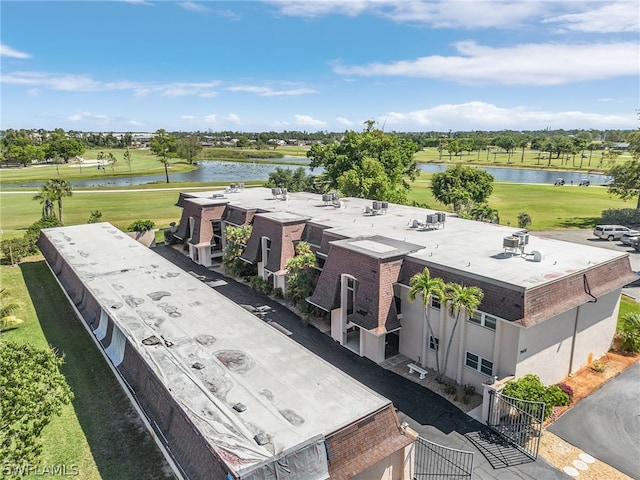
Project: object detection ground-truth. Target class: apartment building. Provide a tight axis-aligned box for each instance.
[173,187,635,391]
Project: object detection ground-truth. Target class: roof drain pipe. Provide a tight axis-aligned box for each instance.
[569,274,598,377]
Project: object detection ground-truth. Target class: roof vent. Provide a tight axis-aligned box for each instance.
[142,336,162,346]
[233,402,247,412]
[531,250,543,262]
[254,433,269,446]
[191,362,205,370]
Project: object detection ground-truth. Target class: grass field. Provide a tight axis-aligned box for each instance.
[1,261,173,480]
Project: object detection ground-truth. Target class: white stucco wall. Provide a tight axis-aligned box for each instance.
[362,329,385,364]
[351,447,413,480]
[398,294,425,363]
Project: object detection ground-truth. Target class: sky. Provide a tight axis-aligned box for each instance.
[1,0,639,133]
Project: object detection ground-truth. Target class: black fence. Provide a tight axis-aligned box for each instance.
[414,436,474,479]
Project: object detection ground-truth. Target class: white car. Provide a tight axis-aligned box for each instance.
[620,231,640,245]
[593,225,632,241]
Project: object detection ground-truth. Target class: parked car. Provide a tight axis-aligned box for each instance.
[554,178,565,186]
[629,236,640,251]
[620,231,640,245]
[593,225,632,241]
[578,179,590,186]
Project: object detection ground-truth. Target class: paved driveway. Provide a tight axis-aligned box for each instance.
[154,245,566,480]
[548,362,640,478]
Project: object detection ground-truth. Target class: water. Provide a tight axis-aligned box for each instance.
[3,158,611,188]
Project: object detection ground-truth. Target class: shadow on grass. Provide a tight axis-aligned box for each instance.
[20,261,173,480]
[556,217,601,229]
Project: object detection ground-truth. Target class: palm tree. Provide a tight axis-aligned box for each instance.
[617,312,640,353]
[408,267,445,376]
[0,289,24,333]
[42,179,73,224]
[33,184,55,217]
[440,283,484,382]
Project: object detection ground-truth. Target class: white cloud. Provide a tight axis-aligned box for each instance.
[544,1,640,33]
[381,101,635,130]
[180,115,197,120]
[336,116,355,127]
[179,1,211,13]
[1,44,31,59]
[67,112,110,125]
[225,113,241,124]
[332,41,639,85]
[120,0,155,6]
[227,84,316,96]
[204,114,217,124]
[294,114,327,128]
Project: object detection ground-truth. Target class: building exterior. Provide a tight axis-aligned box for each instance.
[38,223,416,480]
[173,187,636,391]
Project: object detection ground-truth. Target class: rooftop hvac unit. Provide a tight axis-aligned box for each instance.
[503,236,520,249]
[381,201,389,210]
[373,201,381,210]
[436,212,446,223]
[514,231,529,246]
[426,214,438,224]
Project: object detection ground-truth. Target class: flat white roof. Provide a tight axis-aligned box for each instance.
[40,223,389,475]
[187,188,629,290]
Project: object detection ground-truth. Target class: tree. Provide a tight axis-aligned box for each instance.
[285,242,317,311]
[36,179,72,224]
[0,289,24,332]
[607,131,640,208]
[23,216,63,253]
[33,185,56,218]
[0,342,74,466]
[431,165,494,213]
[87,210,103,224]
[337,157,405,203]
[150,129,177,183]
[266,167,313,192]
[470,203,499,223]
[440,283,483,382]
[222,225,254,276]
[123,147,132,172]
[518,212,532,229]
[307,122,419,203]
[44,130,84,163]
[408,268,445,376]
[177,136,203,165]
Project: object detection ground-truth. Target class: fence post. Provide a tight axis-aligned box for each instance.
[481,375,513,424]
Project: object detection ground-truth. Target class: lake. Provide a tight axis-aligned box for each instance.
[3,158,611,188]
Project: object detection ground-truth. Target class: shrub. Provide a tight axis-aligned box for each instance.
[0,238,31,264]
[249,276,272,295]
[591,361,607,373]
[24,216,62,252]
[272,287,284,299]
[462,384,476,404]
[600,208,640,228]
[558,383,574,402]
[617,313,640,354]
[87,210,103,223]
[503,374,569,420]
[127,219,155,232]
[443,382,457,395]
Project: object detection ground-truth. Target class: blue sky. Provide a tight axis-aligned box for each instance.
[1,1,638,132]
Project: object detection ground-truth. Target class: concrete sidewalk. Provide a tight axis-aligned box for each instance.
[154,244,567,479]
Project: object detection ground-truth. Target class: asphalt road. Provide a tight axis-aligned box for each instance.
[548,362,640,478]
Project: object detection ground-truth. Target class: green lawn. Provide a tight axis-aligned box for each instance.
[1,261,173,479]
[407,176,634,230]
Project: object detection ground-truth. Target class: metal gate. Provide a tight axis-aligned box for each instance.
[414,436,474,479]
[487,390,545,460]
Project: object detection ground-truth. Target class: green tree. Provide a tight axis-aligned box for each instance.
[607,131,640,208]
[337,157,406,203]
[445,139,461,161]
[0,289,24,332]
[222,225,253,276]
[470,204,499,223]
[285,242,317,311]
[307,122,419,203]
[150,129,177,183]
[617,312,640,353]
[503,374,569,420]
[177,136,203,165]
[33,185,56,218]
[408,268,445,377]
[0,238,31,265]
[517,212,532,229]
[440,283,484,381]
[0,342,74,466]
[266,167,313,192]
[34,179,72,224]
[44,130,84,163]
[123,147,132,172]
[431,165,494,213]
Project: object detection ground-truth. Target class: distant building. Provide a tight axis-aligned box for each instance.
[172,188,636,391]
[38,223,416,480]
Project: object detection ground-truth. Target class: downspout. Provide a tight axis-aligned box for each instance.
[568,305,580,377]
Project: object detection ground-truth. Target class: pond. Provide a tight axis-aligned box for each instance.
[4,158,611,188]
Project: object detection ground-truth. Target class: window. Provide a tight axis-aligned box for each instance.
[394,295,402,316]
[430,295,440,310]
[346,277,357,315]
[469,311,497,331]
[465,352,493,376]
[429,335,439,351]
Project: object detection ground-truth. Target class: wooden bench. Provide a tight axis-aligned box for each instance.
[408,363,427,380]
